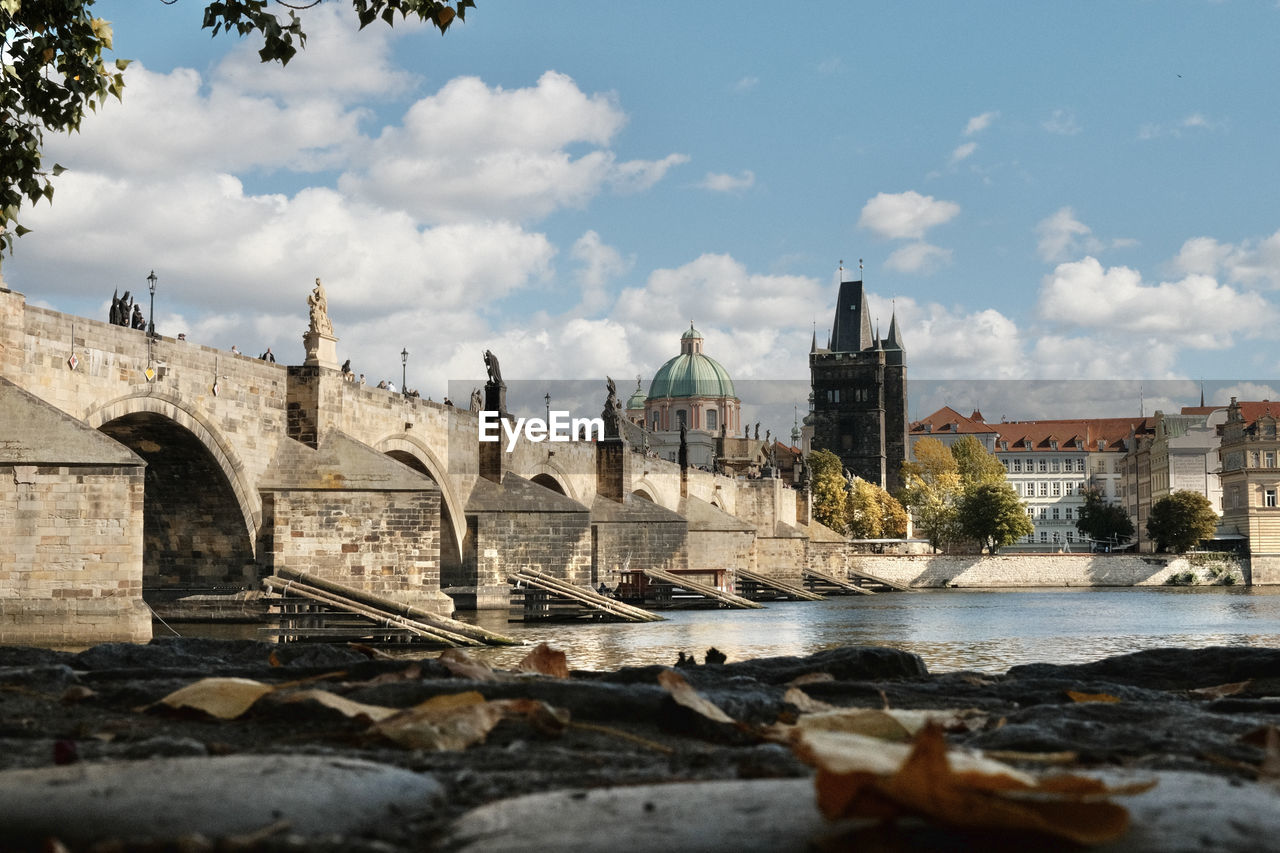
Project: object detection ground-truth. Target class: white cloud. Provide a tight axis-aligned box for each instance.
[1138,113,1223,140]
[732,76,759,93]
[949,142,977,165]
[571,230,632,314]
[858,191,960,241]
[964,111,998,136]
[1035,207,1134,263]
[339,71,686,223]
[1035,257,1278,348]
[1170,229,1280,289]
[885,242,952,274]
[877,297,1025,379]
[698,170,756,193]
[1042,109,1081,136]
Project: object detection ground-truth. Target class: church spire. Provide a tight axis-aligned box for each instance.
[886,301,905,350]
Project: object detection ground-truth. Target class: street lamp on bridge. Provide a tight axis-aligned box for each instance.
[146,270,157,337]
[401,348,408,394]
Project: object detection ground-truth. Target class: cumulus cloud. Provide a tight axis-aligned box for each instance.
[732,76,759,93]
[698,170,756,193]
[1035,207,1135,263]
[1139,113,1224,140]
[571,230,632,314]
[964,111,998,136]
[885,242,952,274]
[340,71,686,223]
[1035,257,1278,348]
[1170,229,1280,289]
[858,191,960,241]
[873,296,1025,379]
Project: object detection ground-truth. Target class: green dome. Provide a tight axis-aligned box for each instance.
[681,323,702,340]
[626,380,648,410]
[646,352,736,400]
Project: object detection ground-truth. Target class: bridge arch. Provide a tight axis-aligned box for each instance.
[631,478,661,505]
[375,434,466,566]
[85,392,259,592]
[525,460,578,502]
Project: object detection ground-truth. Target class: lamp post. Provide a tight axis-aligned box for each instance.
[401,348,408,393]
[146,270,157,337]
[545,392,551,422]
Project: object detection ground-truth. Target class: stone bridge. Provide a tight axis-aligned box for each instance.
[0,282,833,646]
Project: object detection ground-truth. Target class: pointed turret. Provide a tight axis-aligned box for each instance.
[830,276,874,353]
[886,306,905,350]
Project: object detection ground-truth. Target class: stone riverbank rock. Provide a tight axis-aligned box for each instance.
[0,754,442,847]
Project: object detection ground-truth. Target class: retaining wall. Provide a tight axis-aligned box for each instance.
[849,553,1193,588]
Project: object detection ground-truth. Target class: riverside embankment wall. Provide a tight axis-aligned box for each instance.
[849,554,1204,588]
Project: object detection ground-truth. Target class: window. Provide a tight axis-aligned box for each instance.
[1027,507,1035,518]
[1252,452,1261,468]
[1076,459,1086,473]
[1050,459,1060,473]
[1266,489,1277,508]
[827,389,840,403]
[1039,482,1049,497]
[1025,457,1034,470]
[1065,482,1074,496]
[676,410,687,427]
[1001,458,1010,471]
[1079,481,1087,493]
[1051,440,1059,451]
[651,412,660,430]
[1001,441,1009,451]
[1013,459,1023,473]
[1067,531,1075,542]
[706,409,717,432]
[1052,507,1060,520]
[1267,452,1276,468]
[1232,486,1241,508]
[1065,507,1074,521]
[1052,482,1061,497]
[1038,459,1048,473]
[1040,531,1048,543]
[1039,507,1049,519]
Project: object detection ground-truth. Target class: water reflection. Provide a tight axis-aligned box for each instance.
[447,588,1280,674]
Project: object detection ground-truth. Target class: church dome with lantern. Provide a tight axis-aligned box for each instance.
[641,324,740,436]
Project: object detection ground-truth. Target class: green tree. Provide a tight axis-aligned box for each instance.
[0,1,476,255]
[950,435,1007,488]
[876,487,910,539]
[845,476,882,539]
[1074,487,1135,548]
[898,438,962,552]
[957,482,1034,554]
[1147,490,1218,554]
[808,449,847,534]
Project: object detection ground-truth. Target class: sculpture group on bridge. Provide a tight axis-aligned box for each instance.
[307,278,334,337]
[108,290,146,330]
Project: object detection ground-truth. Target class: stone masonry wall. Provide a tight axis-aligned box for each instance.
[475,510,592,590]
[848,553,1187,588]
[806,540,849,578]
[0,464,149,645]
[755,536,807,583]
[594,521,689,588]
[262,488,449,614]
[688,529,755,576]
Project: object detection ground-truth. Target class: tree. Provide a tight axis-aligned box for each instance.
[843,476,908,539]
[957,482,1034,555]
[950,435,1006,488]
[0,1,476,255]
[1074,487,1135,548]
[898,438,963,552]
[1147,490,1218,554]
[808,449,848,534]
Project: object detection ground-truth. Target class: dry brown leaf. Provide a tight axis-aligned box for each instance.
[796,723,1153,845]
[277,689,400,722]
[370,691,568,750]
[268,650,282,667]
[439,648,505,682]
[347,642,397,660]
[152,677,276,720]
[784,687,838,714]
[1066,690,1121,704]
[60,685,96,703]
[1189,680,1252,699]
[796,707,986,742]
[518,642,570,678]
[657,668,736,724]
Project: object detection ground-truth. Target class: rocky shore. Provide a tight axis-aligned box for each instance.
[2,638,1279,851]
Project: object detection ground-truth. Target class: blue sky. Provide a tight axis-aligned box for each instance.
[6,1,1280,427]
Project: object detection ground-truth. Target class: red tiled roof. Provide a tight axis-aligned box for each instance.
[909,406,996,436]
[913,406,1154,452]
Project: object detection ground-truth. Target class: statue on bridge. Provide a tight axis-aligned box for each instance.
[130,304,145,330]
[109,290,133,327]
[602,376,621,438]
[678,421,688,470]
[482,350,506,414]
[469,387,482,413]
[308,278,334,336]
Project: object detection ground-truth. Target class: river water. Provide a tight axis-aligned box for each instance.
[448,587,1280,674]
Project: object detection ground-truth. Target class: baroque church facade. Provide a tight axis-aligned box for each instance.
[808,275,909,493]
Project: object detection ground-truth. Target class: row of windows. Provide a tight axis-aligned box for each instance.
[650,408,720,432]
[1001,457,1087,474]
[1026,506,1075,521]
[1012,481,1088,498]
[1023,530,1077,544]
[1228,485,1280,508]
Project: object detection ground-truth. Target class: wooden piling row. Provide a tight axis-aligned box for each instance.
[736,568,827,601]
[510,569,666,622]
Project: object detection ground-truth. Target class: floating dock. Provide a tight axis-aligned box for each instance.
[509,568,665,623]
[735,568,826,602]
